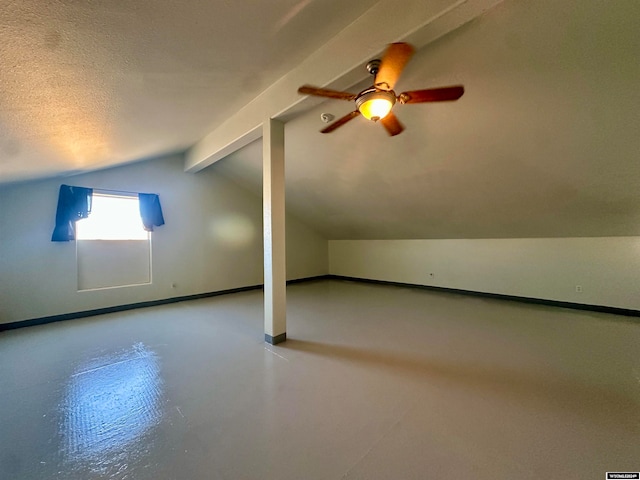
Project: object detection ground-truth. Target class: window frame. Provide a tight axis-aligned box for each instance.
[75,191,152,291]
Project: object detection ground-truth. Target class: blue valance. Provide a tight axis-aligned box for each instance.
[51,185,93,242]
[51,185,166,241]
[138,193,165,232]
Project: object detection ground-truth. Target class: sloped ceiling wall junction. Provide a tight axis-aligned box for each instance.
[212,0,640,239]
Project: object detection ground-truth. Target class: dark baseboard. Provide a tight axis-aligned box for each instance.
[4,273,635,332]
[287,274,332,285]
[0,275,330,332]
[327,275,640,319]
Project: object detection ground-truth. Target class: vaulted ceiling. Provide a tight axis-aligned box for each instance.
[212,0,640,239]
[2,0,639,239]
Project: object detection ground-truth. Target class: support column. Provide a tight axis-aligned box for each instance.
[263,118,286,344]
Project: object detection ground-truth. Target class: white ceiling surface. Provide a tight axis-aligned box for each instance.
[0,0,379,182]
[213,0,640,239]
[1,0,639,240]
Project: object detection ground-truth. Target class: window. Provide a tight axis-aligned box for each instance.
[76,194,148,241]
[76,193,151,291]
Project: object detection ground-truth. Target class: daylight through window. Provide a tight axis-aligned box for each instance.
[76,194,148,241]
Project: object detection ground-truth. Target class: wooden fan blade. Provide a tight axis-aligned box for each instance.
[380,111,405,136]
[374,43,415,91]
[399,85,464,104]
[321,110,361,133]
[298,85,357,101]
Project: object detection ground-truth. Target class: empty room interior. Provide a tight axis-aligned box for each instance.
[1,0,639,479]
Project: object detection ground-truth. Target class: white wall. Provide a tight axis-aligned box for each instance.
[77,240,151,290]
[0,154,328,324]
[329,238,640,311]
[285,217,328,281]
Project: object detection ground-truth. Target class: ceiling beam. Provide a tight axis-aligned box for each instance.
[184,0,504,173]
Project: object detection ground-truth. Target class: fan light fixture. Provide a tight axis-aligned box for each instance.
[297,42,465,136]
[356,89,396,122]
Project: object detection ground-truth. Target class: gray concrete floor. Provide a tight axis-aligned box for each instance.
[0,279,638,479]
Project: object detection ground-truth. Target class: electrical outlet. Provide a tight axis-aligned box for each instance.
[575,285,583,293]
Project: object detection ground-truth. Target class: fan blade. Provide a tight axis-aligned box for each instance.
[298,85,357,101]
[321,110,361,133]
[380,112,405,136]
[374,43,415,91]
[398,85,464,104]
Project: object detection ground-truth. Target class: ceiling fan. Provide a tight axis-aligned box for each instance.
[297,43,464,136]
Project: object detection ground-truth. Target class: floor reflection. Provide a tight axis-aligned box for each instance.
[60,342,163,476]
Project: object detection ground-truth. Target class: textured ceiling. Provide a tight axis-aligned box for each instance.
[0,0,378,182]
[212,0,640,239]
[2,0,639,240]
